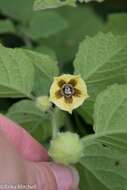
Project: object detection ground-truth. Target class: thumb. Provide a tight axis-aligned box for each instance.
[30,162,79,190]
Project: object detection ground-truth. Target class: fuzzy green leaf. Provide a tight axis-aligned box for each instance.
[33,0,76,10]
[0,45,34,98]
[77,85,127,189]
[35,46,56,61]
[78,134,127,190]
[74,33,127,123]
[80,0,104,2]
[24,50,59,96]
[94,84,127,133]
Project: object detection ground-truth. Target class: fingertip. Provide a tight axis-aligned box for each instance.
[31,162,79,190]
[49,163,79,190]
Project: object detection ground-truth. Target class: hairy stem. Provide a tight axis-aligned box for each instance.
[52,114,58,139]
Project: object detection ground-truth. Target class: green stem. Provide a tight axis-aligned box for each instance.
[23,35,33,49]
[52,114,58,139]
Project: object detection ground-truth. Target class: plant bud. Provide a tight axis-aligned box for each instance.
[36,96,52,112]
[49,132,84,165]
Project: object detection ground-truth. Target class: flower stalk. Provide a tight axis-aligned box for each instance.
[52,113,58,139]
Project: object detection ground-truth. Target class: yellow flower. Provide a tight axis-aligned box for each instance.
[49,74,89,114]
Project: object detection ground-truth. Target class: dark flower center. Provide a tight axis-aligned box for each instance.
[62,84,74,97]
[55,79,81,104]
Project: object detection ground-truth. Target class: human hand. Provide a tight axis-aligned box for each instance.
[0,114,79,190]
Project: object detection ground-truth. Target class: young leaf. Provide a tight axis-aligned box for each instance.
[77,85,127,189]
[24,49,59,96]
[33,0,76,10]
[74,33,127,123]
[0,45,34,98]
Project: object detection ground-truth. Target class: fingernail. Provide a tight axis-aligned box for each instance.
[49,163,79,190]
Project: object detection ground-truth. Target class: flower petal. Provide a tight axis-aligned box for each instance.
[55,90,63,99]
[74,88,81,97]
[50,97,73,114]
[64,96,73,104]
[50,78,60,101]
[68,79,77,87]
[58,80,66,88]
[55,74,79,83]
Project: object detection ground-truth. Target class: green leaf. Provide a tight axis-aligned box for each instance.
[21,11,68,39]
[41,6,103,63]
[103,13,127,35]
[79,0,104,2]
[77,98,94,124]
[24,49,59,96]
[77,84,127,189]
[78,134,127,190]
[35,46,56,61]
[0,20,15,34]
[33,0,76,10]
[0,0,68,38]
[7,100,52,142]
[0,0,33,23]
[7,100,67,142]
[94,84,127,133]
[74,33,127,123]
[0,45,34,98]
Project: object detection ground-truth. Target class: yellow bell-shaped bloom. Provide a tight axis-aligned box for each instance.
[50,74,89,114]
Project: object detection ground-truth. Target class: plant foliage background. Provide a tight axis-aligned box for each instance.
[0,0,127,189]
